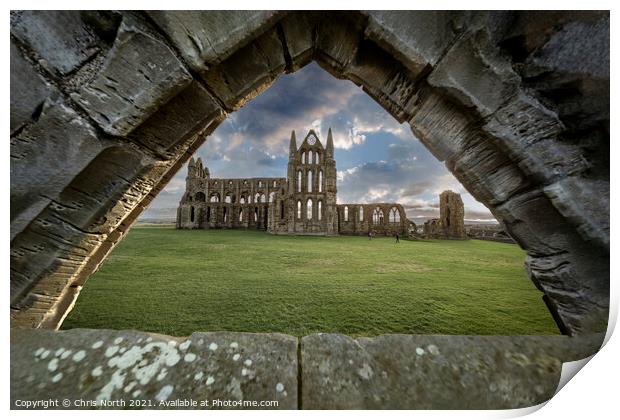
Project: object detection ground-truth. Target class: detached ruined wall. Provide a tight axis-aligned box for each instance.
[424,190,466,239]
[10,10,609,335]
[337,203,409,236]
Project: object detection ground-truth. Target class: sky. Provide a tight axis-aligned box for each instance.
[143,62,496,224]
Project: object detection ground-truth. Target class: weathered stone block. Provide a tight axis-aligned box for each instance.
[11,10,100,75]
[409,90,478,161]
[428,31,520,117]
[343,41,418,123]
[526,252,609,335]
[483,93,589,181]
[202,30,286,110]
[10,42,56,134]
[279,12,316,71]
[147,11,284,72]
[128,81,224,160]
[447,140,529,206]
[521,14,610,140]
[364,11,462,76]
[485,93,564,150]
[314,12,365,75]
[301,333,601,409]
[11,329,298,409]
[524,15,609,80]
[45,147,167,240]
[72,18,192,136]
[493,190,575,256]
[544,177,609,249]
[10,226,103,309]
[10,100,107,241]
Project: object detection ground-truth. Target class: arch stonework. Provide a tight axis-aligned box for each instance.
[10,11,609,337]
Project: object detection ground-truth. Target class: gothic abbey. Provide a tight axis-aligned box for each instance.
[176,129,416,236]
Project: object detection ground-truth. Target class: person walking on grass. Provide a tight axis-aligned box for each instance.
[368,231,372,240]
[395,232,400,243]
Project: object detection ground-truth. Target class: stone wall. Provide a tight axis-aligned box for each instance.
[10,328,604,409]
[10,10,609,334]
[337,203,409,236]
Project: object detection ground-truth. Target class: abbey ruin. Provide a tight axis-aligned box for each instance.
[177,128,428,236]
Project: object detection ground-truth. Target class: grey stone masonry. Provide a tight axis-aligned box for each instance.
[11,328,603,409]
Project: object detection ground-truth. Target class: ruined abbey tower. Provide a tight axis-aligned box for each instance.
[280,128,338,234]
[423,190,466,239]
[176,128,411,236]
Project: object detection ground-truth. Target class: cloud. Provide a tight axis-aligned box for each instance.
[144,62,496,224]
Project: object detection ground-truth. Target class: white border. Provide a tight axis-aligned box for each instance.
[3,2,616,419]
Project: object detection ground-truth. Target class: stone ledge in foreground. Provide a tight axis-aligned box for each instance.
[11,328,603,409]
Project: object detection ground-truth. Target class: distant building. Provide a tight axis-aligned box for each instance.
[423,190,466,239]
[176,129,411,236]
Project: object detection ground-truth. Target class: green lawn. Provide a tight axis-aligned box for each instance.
[62,226,560,337]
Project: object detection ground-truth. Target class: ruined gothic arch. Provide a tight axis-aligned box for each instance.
[9,11,609,337]
[194,191,206,202]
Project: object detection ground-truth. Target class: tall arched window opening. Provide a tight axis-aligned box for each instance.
[390,207,400,223]
[373,208,384,224]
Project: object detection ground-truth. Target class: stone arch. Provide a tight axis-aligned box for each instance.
[194,192,206,202]
[9,11,609,335]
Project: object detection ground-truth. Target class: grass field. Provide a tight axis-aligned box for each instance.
[62,226,560,337]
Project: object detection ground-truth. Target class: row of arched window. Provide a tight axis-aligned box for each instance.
[300,150,320,165]
[215,179,279,188]
[194,191,278,204]
[297,169,324,193]
[342,206,401,224]
[296,199,323,221]
[188,206,262,223]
